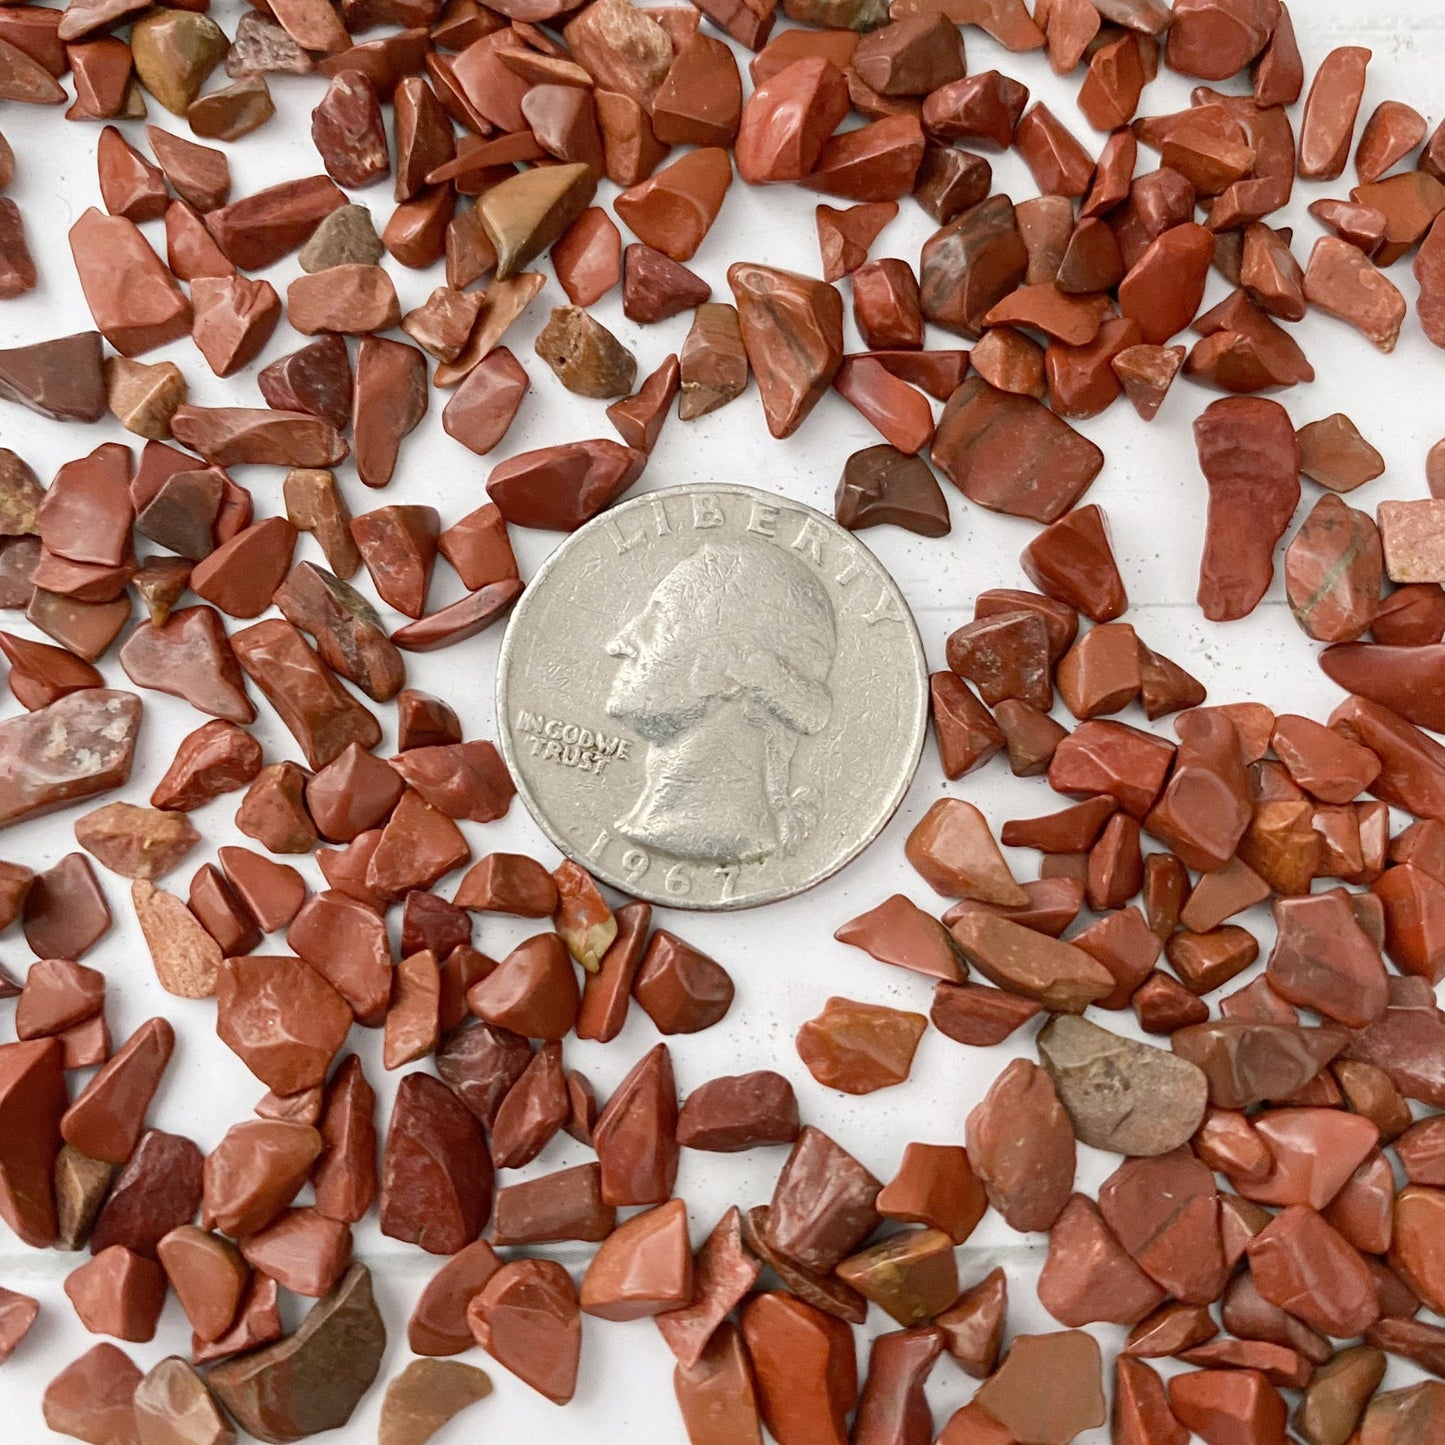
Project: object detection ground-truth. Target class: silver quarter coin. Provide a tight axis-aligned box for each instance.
[496,483,929,910]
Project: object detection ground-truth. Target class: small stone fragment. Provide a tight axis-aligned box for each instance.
[487,440,646,531]
[215,955,351,1095]
[1297,414,1386,493]
[171,407,347,470]
[1038,1194,1167,1328]
[104,359,186,441]
[298,205,383,274]
[0,690,140,829]
[1248,1204,1380,1337]
[1038,1014,1209,1156]
[0,332,107,423]
[64,1244,167,1341]
[259,337,353,434]
[975,1332,1106,1445]
[381,1070,492,1254]
[1305,235,1406,352]
[741,1290,857,1445]
[156,1225,247,1343]
[1296,1345,1385,1445]
[203,176,347,271]
[966,1058,1075,1231]
[728,262,843,439]
[478,162,595,279]
[764,1124,879,1272]
[467,933,578,1040]
[207,1264,385,1444]
[551,210,622,310]
[1169,1369,1289,1445]
[633,928,732,1032]
[378,1359,491,1445]
[816,199,897,280]
[607,355,680,452]
[133,1356,235,1445]
[534,305,637,399]
[951,908,1115,1012]
[467,1258,581,1405]
[0,200,34,298]
[69,208,192,358]
[676,1071,799,1152]
[188,77,276,142]
[679,303,749,419]
[442,350,528,457]
[43,1344,143,1445]
[580,1197,692,1320]
[0,1285,37,1362]
[932,376,1102,523]
[74,803,198,881]
[1195,396,1301,622]
[130,9,228,114]
[906,797,1026,904]
[1299,45,1371,181]
[796,996,926,1093]
[287,265,399,338]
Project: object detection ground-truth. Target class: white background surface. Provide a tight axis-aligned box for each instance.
[2,0,1445,1439]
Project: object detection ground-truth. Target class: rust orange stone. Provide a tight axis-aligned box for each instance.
[735,57,849,184]
[615,147,731,262]
[931,376,1102,524]
[1247,1203,1380,1337]
[1195,396,1300,622]
[580,1197,692,1320]
[965,1058,1074,1232]
[796,996,927,1094]
[741,1291,856,1445]
[69,208,192,357]
[1305,235,1406,352]
[468,1258,581,1404]
[1300,45,1371,181]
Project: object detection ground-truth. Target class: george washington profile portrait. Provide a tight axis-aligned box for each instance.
[604,538,838,865]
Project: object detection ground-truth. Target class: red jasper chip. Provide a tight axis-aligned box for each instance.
[0,1038,67,1248]
[218,846,307,934]
[488,1041,567,1170]
[454,852,558,916]
[946,610,1053,711]
[24,852,111,960]
[400,892,470,960]
[632,929,734,1034]
[0,1287,41,1362]
[215,956,351,1096]
[467,934,579,1041]
[16,958,104,1042]
[742,1290,858,1445]
[381,1072,492,1256]
[286,890,393,1026]
[835,893,966,982]
[89,1127,204,1258]
[310,1054,378,1226]
[60,1017,173,1165]
[407,1239,501,1357]
[64,1246,167,1343]
[580,1197,692,1321]
[877,1142,987,1244]
[468,1258,581,1405]
[304,743,404,843]
[68,208,192,357]
[1021,504,1128,624]
[676,1070,800,1153]
[232,619,382,769]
